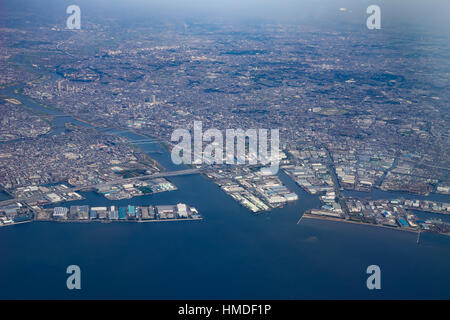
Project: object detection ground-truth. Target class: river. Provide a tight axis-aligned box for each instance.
[0,70,449,299]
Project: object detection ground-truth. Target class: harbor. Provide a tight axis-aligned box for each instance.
[0,203,201,226]
[0,63,449,299]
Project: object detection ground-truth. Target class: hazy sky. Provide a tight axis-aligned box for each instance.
[1,0,450,31]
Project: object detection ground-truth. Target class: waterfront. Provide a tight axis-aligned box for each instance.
[1,78,450,299]
[1,196,450,299]
[0,131,449,299]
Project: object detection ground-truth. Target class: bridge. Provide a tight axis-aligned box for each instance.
[0,168,200,206]
[73,168,200,191]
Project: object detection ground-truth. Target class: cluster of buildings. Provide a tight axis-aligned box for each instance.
[281,147,335,194]
[304,197,450,235]
[10,183,83,205]
[0,202,32,226]
[48,203,200,222]
[207,167,297,213]
[436,183,450,195]
[380,172,436,196]
[0,18,449,226]
[330,145,393,192]
[96,178,176,200]
[6,22,446,201]
[0,99,50,142]
[402,199,450,215]
[0,46,36,87]
[0,201,201,226]
[0,125,158,191]
[344,198,422,229]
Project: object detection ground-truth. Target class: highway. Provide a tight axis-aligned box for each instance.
[0,168,200,206]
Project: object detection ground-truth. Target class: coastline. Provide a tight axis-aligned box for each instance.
[299,212,450,236]
[0,219,33,227]
[1,216,203,227]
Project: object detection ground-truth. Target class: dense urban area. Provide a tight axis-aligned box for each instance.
[0,10,449,235]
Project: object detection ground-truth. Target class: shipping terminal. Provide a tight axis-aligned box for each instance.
[0,203,202,226]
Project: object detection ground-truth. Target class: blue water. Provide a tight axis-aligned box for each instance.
[1,78,450,299]
[1,188,450,299]
[0,130,449,299]
[0,191,12,201]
